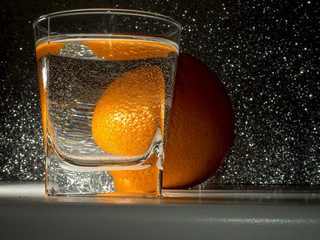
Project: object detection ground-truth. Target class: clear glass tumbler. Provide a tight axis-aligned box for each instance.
[33,9,181,196]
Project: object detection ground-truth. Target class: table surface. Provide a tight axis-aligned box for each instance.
[1,182,320,240]
[1,182,320,205]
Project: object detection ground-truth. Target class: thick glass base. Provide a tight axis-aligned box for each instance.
[45,152,162,197]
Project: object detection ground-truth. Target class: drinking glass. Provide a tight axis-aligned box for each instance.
[33,9,181,196]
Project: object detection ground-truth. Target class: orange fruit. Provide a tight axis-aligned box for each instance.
[92,64,165,195]
[91,65,165,156]
[88,40,176,195]
[163,53,234,188]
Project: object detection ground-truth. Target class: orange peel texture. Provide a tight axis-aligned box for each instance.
[91,65,165,157]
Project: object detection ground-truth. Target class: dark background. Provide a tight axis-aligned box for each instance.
[1,0,319,186]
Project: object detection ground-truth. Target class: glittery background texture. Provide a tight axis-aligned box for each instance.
[1,0,319,185]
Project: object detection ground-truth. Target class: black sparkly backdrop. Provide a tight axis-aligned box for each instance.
[1,0,319,185]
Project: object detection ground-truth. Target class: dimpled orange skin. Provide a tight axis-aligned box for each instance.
[163,53,235,189]
[91,65,165,156]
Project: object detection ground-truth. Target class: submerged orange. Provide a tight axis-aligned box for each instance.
[88,40,174,195]
[91,65,165,156]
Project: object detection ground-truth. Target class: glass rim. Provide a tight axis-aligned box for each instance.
[33,8,182,30]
